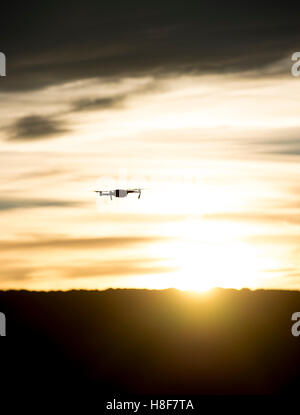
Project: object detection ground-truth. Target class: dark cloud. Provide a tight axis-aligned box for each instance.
[255,137,300,157]
[221,127,300,158]
[7,115,69,141]
[267,149,300,156]
[5,81,160,141]
[1,2,300,92]
[0,197,82,211]
[72,94,127,112]
[71,81,160,112]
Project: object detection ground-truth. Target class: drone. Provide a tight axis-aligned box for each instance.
[94,188,142,200]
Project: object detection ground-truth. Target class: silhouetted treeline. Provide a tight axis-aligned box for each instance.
[0,288,300,396]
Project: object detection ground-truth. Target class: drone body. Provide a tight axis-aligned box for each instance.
[94,188,142,200]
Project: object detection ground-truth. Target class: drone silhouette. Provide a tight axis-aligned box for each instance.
[94,188,142,200]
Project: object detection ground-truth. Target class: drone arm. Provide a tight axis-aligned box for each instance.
[126,189,142,198]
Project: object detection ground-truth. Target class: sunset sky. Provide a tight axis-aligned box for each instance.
[1,2,300,291]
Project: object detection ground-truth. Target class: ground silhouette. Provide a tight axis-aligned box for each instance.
[0,288,300,396]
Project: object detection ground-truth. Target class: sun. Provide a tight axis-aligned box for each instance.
[169,240,264,292]
[144,217,278,292]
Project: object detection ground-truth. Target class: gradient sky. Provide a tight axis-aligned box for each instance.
[1,2,300,290]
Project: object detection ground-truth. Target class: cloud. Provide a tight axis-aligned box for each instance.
[2,3,300,92]
[246,234,300,245]
[257,137,300,157]
[0,235,172,251]
[7,115,69,141]
[4,80,161,141]
[0,197,82,211]
[267,149,300,156]
[0,236,174,284]
[80,212,186,224]
[71,81,161,112]
[0,258,175,283]
[235,128,300,158]
[0,266,35,282]
[61,259,175,279]
[204,212,300,225]
[263,268,298,274]
[72,94,127,112]
[284,272,300,279]
[19,168,67,180]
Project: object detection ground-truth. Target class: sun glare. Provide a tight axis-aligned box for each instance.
[145,216,279,292]
[170,240,267,292]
